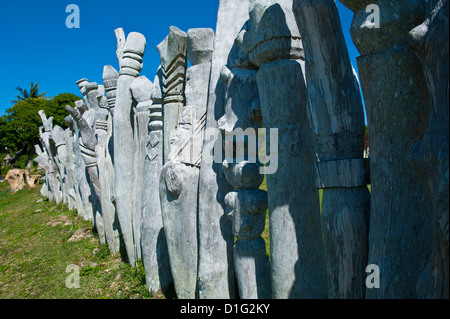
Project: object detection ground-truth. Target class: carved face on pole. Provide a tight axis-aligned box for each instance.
[168,107,192,162]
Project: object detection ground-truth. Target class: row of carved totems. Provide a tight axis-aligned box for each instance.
[34,0,448,299]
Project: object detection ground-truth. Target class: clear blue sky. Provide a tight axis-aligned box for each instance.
[0,0,359,116]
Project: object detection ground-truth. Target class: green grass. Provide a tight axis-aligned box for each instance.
[0,182,155,299]
[0,177,371,299]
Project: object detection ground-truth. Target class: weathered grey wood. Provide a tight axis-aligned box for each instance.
[51,125,70,206]
[63,123,79,211]
[236,0,327,299]
[160,106,206,299]
[113,29,146,266]
[197,0,252,299]
[65,116,93,221]
[257,59,327,299]
[66,98,106,246]
[130,76,152,261]
[160,161,199,299]
[339,0,434,298]
[225,188,270,299]
[409,0,449,299]
[217,44,271,299]
[157,26,188,164]
[101,65,121,255]
[293,0,371,298]
[159,29,213,299]
[140,67,173,296]
[315,158,370,189]
[160,105,205,299]
[74,80,109,246]
[236,0,303,68]
[38,111,63,205]
[34,143,55,202]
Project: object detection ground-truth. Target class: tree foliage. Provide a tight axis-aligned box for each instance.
[0,91,80,166]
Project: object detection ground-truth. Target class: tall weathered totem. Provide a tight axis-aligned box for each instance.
[72,80,109,245]
[51,125,70,207]
[157,26,188,164]
[113,28,146,266]
[38,111,62,205]
[338,0,434,298]
[65,114,94,222]
[140,67,173,296]
[62,120,79,212]
[236,0,328,299]
[159,28,214,299]
[66,94,106,246]
[130,76,152,261]
[34,143,55,202]
[100,65,121,255]
[409,0,449,299]
[197,0,252,299]
[218,42,271,299]
[293,0,371,298]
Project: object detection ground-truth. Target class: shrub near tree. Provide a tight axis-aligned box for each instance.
[0,83,80,171]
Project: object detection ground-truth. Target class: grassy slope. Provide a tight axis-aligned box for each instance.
[0,178,370,298]
[0,182,153,299]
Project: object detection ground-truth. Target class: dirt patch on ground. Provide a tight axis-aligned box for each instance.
[47,215,73,227]
[68,228,93,242]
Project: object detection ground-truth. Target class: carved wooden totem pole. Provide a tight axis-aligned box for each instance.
[236,0,328,299]
[218,42,271,299]
[51,125,70,207]
[65,112,94,222]
[100,65,121,255]
[197,0,252,299]
[38,111,62,205]
[66,95,106,245]
[140,67,173,296]
[130,76,152,261]
[159,28,213,299]
[338,0,434,298]
[113,28,146,266]
[293,0,371,298]
[409,0,449,298]
[157,26,188,164]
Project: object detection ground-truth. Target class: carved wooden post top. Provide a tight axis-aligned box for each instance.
[187,28,214,66]
[340,0,426,56]
[118,31,146,77]
[38,110,54,133]
[65,116,75,132]
[103,65,119,110]
[157,26,188,103]
[235,0,304,67]
[151,67,164,104]
[130,76,153,103]
[157,26,188,72]
[77,78,99,98]
[51,126,67,149]
[115,28,126,68]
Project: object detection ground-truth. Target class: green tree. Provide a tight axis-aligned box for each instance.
[49,93,81,128]
[0,91,80,168]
